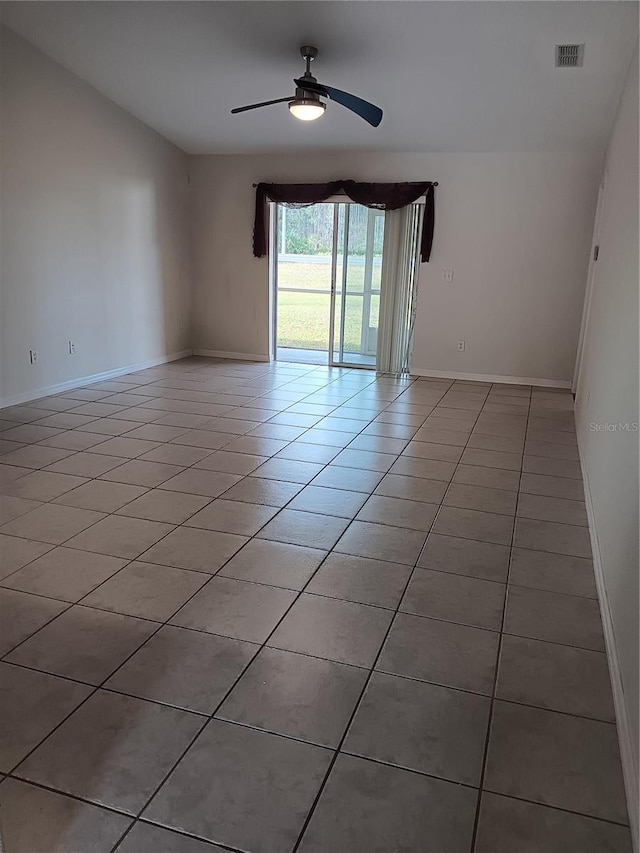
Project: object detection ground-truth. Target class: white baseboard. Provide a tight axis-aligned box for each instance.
[577,439,639,850]
[193,349,270,363]
[409,367,571,389]
[0,350,193,409]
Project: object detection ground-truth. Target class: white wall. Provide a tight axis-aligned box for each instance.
[574,43,639,843]
[0,27,192,404]
[190,150,601,383]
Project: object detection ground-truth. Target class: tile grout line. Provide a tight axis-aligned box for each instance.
[468,384,532,852]
[4,604,613,719]
[417,383,497,852]
[290,382,493,852]
[288,532,425,851]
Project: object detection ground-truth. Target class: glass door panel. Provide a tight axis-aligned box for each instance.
[330,204,384,368]
[276,203,334,362]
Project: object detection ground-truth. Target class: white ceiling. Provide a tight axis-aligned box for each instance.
[1,1,637,154]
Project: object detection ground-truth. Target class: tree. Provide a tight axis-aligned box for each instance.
[278,203,384,256]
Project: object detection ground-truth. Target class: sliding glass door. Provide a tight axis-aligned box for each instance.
[274,199,421,372]
[330,204,384,368]
[275,203,334,361]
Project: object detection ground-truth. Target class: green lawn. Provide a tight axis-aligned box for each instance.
[277,289,380,352]
[277,260,380,351]
[277,291,331,350]
[277,260,381,293]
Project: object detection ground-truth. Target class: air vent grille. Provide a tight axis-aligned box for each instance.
[556,44,584,68]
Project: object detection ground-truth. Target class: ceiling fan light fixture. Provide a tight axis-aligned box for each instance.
[288,99,326,121]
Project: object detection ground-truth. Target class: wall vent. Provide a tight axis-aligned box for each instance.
[555,44,584,68]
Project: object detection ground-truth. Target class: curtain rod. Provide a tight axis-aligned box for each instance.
[252,181,438,187]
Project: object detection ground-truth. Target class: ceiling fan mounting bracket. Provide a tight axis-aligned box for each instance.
[300,46,319,77]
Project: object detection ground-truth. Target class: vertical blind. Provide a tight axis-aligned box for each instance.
[376,204,424,374]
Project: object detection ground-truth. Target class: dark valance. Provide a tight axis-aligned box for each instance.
[253,180,436,262]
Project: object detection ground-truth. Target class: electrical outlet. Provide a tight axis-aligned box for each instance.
[29,349,39,364]
[442,269,454,282]
[68,340,76,355]
[457,340,465,352]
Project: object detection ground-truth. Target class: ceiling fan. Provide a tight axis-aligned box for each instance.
[231,46,383,127]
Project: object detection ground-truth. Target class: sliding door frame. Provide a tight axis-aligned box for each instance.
[268,202,278,362]
[327,204,341,367]
[329,202,379,370]
[271,195,425,369]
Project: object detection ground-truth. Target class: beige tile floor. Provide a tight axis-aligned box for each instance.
[0,356,632,853]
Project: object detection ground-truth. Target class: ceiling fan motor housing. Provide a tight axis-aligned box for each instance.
[295,84,322,102]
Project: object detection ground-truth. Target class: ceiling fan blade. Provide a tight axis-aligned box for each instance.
[294,78,382,127]
[231,97,294,114]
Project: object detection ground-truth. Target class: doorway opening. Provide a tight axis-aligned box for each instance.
[274,201,384,368]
